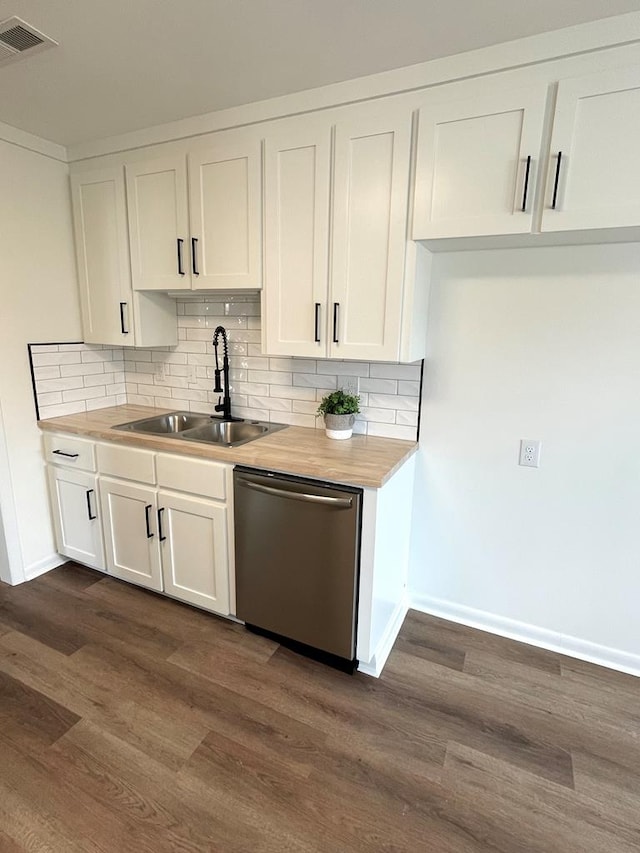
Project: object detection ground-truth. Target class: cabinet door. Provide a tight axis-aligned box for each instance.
[542,66,640,232]
[47,466,105,571]
[188,129,262,289]
[158,490,230,615]
[99,477,162,591]
[263,117,331,357]
[329,105,412,361]
[70,167,133,345]
[412,87,548,240]
[126,155,191,291]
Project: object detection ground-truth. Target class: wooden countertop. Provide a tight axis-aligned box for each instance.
[38,405,417,489]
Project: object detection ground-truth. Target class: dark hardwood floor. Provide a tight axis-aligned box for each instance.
[1,563,639,852]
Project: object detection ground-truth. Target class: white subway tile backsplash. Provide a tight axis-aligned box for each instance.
[60,362,104,377]
[38,391,63,406]
[269,385,317,401]
[39,402,87,419]
[247,395,292,412]
[269,357,316,373]
[357,406,396,424]
[62,386,108,403]
[248,370,292,386]
[274,411,316,428]
[367,423,417,441]
[316,360,370,378]
[33,351,81,367]
[33,366,61,380]
[367,393,419,412]
[81,349,112,363]
[396,410,419,427]
[231,381,270,396]
[359,378,398,394]
[37,376,85,393]
[369,362,421,381]
[292,400,319,415]
[32,303,422,439]
[293,373,337,390]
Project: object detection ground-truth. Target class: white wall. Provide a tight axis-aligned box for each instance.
[410,242,640,671]
[0,136,81,583]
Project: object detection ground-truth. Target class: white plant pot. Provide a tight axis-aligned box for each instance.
[324,413,355,440]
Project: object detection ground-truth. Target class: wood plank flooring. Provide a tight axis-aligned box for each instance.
[1,563,639,852]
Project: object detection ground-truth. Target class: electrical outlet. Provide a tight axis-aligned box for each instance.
[342,376,359,396]
[188,365,197,385]
[154,362,167,383]
[519,439,541,468]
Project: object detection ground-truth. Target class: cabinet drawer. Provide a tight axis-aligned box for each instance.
[44,433,96,471]
[156,453,227,501]
[97,442,156,484]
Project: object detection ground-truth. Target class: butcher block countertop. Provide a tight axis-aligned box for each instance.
[38,405,418,489]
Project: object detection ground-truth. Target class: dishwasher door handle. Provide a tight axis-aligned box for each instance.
[238,478,353,508]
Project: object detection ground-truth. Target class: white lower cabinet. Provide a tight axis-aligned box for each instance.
[99,476,163,591]
[47,466,105,572]
[158,490,230,614]
[93,442,232,615]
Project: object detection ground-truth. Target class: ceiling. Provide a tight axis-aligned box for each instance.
[1,0,640,147]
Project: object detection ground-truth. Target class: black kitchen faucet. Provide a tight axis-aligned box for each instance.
[212,326,241,421]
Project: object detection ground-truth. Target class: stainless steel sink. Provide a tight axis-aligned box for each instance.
[114,411,287,448]
[180,420,273,447]
[114,411,211,435]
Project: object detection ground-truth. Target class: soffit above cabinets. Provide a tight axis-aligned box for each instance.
[1,0,640,147]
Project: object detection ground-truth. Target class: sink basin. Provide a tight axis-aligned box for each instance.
[181,420,286,447]
[114,411,211,434]
[114,411,287,447]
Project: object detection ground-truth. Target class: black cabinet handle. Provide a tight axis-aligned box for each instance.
[177,238,185,275]
[52,449,79,459]
[314,303,321,343]
[332,303,339,344]
[521,155,532,212]
[86,489,97,521]
[551,151,562,209]
[157,508,166,542]
[144,504,154,539]
[191,237,199,275]
[119,302,129,334]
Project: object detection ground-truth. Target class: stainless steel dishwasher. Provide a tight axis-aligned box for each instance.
[234,466,362,670]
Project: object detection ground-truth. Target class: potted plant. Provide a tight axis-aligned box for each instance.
[317,389,361,440]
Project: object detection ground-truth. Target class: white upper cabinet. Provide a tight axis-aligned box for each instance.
[126,128,262,292]
[541,65,640,233]
[263,117,332,358]
[71,166,177,347]
[263,104,427,362]
[412,86,548,240]
[189,132,262,290]
[71,167,133,345]
[330,105,412,361]
[126,155,191,291]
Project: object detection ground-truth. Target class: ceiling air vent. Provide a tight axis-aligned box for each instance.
[0,17,57,67]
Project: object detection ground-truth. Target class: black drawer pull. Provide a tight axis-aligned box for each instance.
[551,151,562,209]
[52,450,79,459]
[86,489,97,521]
[119,302,129,334]
[521,155,532,212]
[332,303,339,344]
[158,507,166,542]
[144,504,154,539]
[314,303,321,343]
[177,238,185,275]
[191,237,199,275]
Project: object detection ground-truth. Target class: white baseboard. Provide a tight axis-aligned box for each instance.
[23,552,66,583]
[411,594,640,678]
[358,596,409,678]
